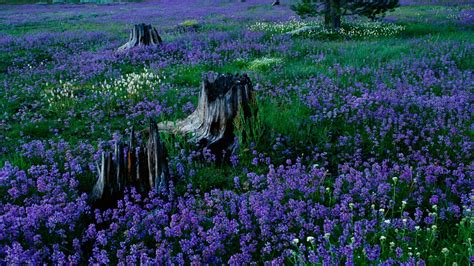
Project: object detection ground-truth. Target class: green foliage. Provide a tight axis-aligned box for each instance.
[291,0,318,18]
[234,98,267,151]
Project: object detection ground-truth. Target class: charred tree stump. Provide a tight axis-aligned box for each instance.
[158,73,255,160]
[91,121,170,207]
[118,23,162,51]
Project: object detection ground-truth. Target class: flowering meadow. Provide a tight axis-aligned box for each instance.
[1,0,473,264]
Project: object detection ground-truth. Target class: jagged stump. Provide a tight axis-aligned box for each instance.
[91,121,170,207]
[118,23,162,51]
[158,73,255,160]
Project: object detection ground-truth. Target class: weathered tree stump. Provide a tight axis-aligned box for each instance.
[91,120,170,207]
[118,23,162,51]
[158,73,255,160]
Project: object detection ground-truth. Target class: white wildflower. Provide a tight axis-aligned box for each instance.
[324,233,330,240]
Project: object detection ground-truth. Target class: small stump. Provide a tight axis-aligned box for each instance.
[118,23,162,51]
[158,73,255,160]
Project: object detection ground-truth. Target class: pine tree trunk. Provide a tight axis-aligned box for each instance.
[325,0,341,30]
[324,0,331,28]
[332,0,341,29]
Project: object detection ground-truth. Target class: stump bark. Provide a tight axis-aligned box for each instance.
[118,23,162,51]
[91,121,170,207]
[158,73,255,160]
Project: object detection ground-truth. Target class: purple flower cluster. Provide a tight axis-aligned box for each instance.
[0,140,95,264]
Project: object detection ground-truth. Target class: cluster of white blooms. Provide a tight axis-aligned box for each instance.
[45,79,80,108]
[248,17,309,34]
[250,18,404,39]
[249,57,283,72]
[339,22,405,38]
[92,69,164,100]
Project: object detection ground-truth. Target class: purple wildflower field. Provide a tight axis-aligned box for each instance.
[0,0,473,264]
